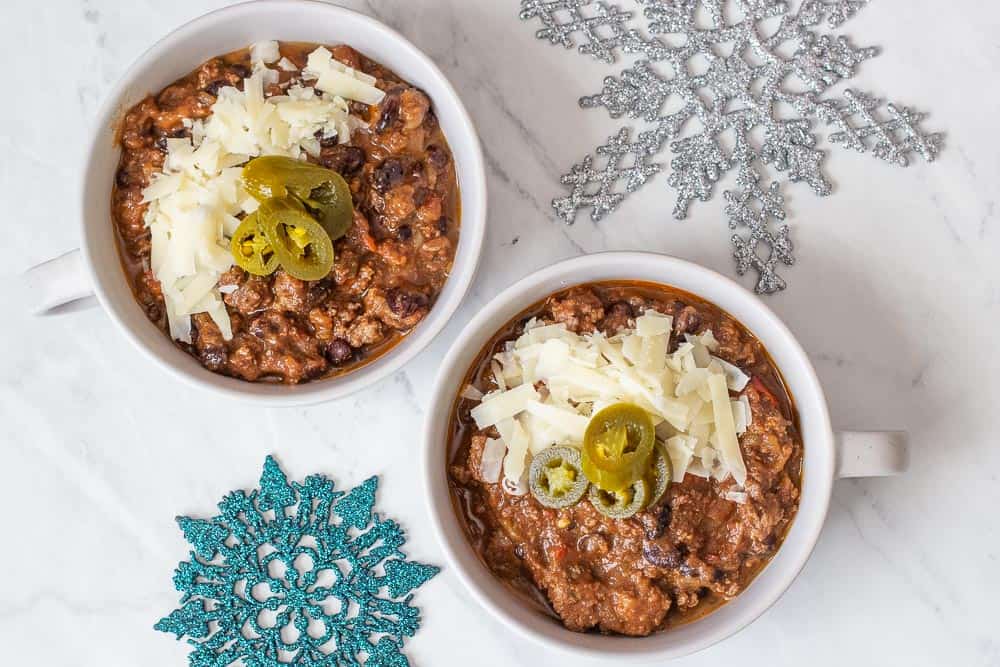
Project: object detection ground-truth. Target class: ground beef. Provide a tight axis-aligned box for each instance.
[549,287,606,333]
[111,42,461,384]
[448,283,802,636]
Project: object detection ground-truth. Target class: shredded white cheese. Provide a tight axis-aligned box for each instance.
[470,311,755,490]
[304,47,386,105]
[141,42,380,342]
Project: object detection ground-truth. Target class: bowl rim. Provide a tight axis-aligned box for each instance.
[78,0,486,406]
[421,251,834,660]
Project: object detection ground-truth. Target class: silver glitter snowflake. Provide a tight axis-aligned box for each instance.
[521,0,943,293]
[725,168,795,294]
[578,0,881,219]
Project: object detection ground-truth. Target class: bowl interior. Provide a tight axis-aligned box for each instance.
[80,0,484,404]
[423,252,834,660]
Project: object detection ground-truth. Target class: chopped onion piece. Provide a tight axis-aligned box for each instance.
[491,360,507,391]
[503,420,531,482]
[479,437,505,483]
[460,384,484,401]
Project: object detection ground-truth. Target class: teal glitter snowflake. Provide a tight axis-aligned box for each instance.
[155,456,439,667]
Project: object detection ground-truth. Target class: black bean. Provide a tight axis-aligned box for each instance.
[397,225,413,241]
[373,158,405,193]
[230,64,252,80]
[306,278,333,308]
[115,167,133,188]
[318,134,337,148]
[154,126,189,151]
[608,301,633,318]
[325,339,353,365]
[436,217,449,235]
[319,144,366,175]
[375,92,400,133]
[647,503,671,539]
[678,563,700,577]
[204,80,226,96]
[674,306,702,335]
[426,144,449,170]
[386,289,428,318]
[642,542,682,569]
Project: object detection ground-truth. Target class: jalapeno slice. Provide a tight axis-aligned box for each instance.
[242,155,353,241]
[256,196,335,281]
[582,403,656,492]
[644,443,672,509]
[588,478,648,519]
[230,212,279,276]
[528,446,590,509]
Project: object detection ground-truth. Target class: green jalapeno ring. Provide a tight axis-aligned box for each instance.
[257,196,335,281]
[242,155,354,242]
[588,478,649,519]
[230,212,279,276]
[528,446,590,509]
[297,177,353,242]
[644,443,673,510]
[582,402,656,492]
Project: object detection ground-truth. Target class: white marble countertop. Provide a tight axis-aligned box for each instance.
[2,1,999,665]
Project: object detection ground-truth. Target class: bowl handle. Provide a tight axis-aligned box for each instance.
[21,249,96,314]
[835,431,908,478]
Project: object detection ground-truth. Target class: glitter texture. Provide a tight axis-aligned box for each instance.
[521,0,944,293]
[519,0,667,63]
[818,88,943,166]
[725,168,795,294]
[554,127,663,222]
[576,0,881,219]
[155,456,439,667]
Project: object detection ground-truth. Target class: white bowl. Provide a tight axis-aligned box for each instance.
[422,252,906,660]
[37,0,485,405]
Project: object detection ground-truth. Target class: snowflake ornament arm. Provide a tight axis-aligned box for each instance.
[155,456,439,667]
[553,127,663,222]
[725,168,796,294]
[819,88,943,166]
[519,0,668,63]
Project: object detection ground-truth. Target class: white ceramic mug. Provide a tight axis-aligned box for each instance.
[21,0,486,405]
[422,252,907,661]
